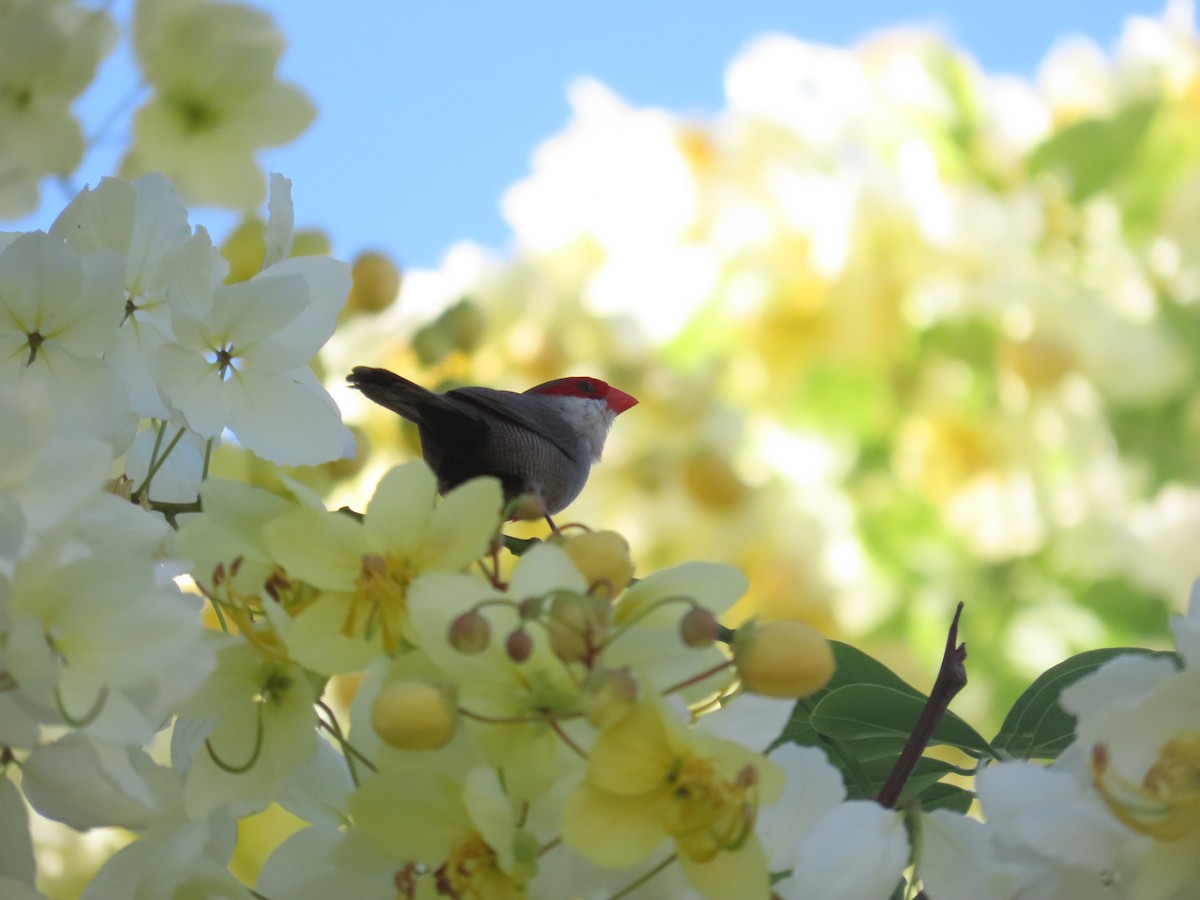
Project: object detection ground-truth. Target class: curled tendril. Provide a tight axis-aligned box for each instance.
[55,684,109,727]
[205,702,265,774]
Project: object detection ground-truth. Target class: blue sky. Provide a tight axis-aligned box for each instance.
[20,2,1168,270]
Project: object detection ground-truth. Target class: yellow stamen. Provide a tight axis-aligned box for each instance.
[1092,734,1200,841]
[343,554,413,654]
[435,834,525,899]
[659,754,761,863]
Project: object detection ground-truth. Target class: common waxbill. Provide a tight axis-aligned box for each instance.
[347,367,637,519]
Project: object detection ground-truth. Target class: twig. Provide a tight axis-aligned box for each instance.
[876,602,967,809]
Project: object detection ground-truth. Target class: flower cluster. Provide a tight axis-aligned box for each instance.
[6,2,1200,898]
[173,462,844,898]
[0,168,358,897]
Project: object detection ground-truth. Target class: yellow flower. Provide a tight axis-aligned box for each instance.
[562,696,782,900]
[262,462,502,673]
[351,759,532,900]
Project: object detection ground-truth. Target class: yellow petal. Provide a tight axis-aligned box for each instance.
[364,462,437,556]
[678,833,771,900]
[588,700,676,796]
[421,475,504,571]
[562,782,668,867]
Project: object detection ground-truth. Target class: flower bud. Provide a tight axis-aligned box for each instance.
[579,667,639,728]
[679,606,720,648]
[562,530,634,597]
[733,620,835,699]
[448,610,491,654]
[546,593,590,664]
[371,679,458,750]
[346,251,402,314]
[508,492,548,522]
[506,628,534,663]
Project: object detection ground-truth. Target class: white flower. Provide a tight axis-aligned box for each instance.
[122,0,315,208]
[1058,644,1200,899]
[0,0,116,216]
[3,537,214,744]
[51,173,224,420]
[0,232,135,451]
[152,253,354,466]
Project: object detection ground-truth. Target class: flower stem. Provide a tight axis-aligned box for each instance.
[550,719,587,758]
[661,659,735,696]
[134,424,186,501]
[607,853,677,900]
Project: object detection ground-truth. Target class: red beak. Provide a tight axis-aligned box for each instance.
[606,387,638,415]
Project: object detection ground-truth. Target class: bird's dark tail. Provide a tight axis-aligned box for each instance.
[346,367,444,423]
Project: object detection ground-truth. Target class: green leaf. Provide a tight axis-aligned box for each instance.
[913,781,974,814]
[772,641,923,750]
[1029,101,1158,202]
[809,684,995,759]
[771,642,989,807]
[502,535,542,557]
[992,647,1180,761]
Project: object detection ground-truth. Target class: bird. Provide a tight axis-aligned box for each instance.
[347,366,637,525]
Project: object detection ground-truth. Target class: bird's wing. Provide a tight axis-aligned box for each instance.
[348,367,490,442]
[447,387,583,461]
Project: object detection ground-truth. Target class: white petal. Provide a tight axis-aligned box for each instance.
[696,692,793,752]
[211,275,308,349]
[0,778,36,885]
[262,172,295,269]
[920,809,1024,900]
[11,353,135,452]
[21,735,155,830]
[785,801,908,900]
[975,762,1130,869]
[253,256,350,365]
[154,342,229,438]
[758,744,845,872]
[225,366,354,465]
[1059,653,1176,718]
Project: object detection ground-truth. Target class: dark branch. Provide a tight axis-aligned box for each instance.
[877,601,967,809]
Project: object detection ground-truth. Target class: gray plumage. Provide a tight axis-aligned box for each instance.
[347,366,635,515]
